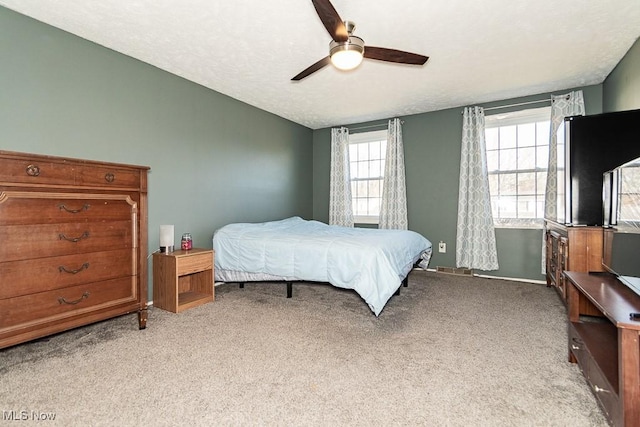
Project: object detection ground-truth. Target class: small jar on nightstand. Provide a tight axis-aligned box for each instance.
[181,233,192,250]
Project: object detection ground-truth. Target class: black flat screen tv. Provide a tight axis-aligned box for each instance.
[602,156,640,296]
[549,109,640,225]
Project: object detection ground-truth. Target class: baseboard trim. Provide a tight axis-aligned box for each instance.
[414,267,546,285]
[435,266,473,276]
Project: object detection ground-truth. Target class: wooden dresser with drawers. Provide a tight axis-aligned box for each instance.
[0,150,149,349]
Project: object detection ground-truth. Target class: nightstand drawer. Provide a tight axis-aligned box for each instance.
[177,252,213,276]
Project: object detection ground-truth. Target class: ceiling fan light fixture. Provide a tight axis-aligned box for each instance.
[330,36,364,71]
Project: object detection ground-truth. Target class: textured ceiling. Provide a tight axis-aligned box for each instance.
[1,0,639,129]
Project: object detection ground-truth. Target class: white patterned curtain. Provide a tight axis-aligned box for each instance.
[379,118,408,229]
[329,127,354,227]
[456,107,499,270]
[541,90,585,272]
[544,90,585,221]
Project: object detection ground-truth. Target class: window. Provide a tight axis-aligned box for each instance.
[485,107,551,228]
[349,129,387,224]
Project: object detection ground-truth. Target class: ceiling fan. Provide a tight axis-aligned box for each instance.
[292,0,429,81]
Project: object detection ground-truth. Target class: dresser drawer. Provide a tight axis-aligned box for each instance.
[0,248,134,299]
[0,157,141,189]
[568,323,590,369]
[0,277,138,332]
[0,158,76,187]
[76,165,141,189]
[0,221,133,262]
[0,191,136,225]
[588,356,620,425]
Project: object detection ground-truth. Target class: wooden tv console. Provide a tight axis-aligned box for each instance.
[565,271,640,427]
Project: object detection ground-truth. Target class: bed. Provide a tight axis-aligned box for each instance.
[213,216,432,316]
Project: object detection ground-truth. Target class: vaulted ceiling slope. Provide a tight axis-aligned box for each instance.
[2,1,639,129]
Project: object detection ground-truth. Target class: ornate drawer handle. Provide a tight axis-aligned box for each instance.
[571,344,580,350]
[594,385,610,394]
[58,231,90,242]
[58,203,90,214]
[58,262,90,274]
[26,164,41,176]
[58,291,90,305]
[105,173,115,183]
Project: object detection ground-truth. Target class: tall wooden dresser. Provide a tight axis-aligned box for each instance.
[0,150,149,349]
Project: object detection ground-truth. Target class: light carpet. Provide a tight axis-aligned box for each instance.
[0,270,607,426]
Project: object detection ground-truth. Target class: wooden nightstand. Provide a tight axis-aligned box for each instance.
[152,248,214,313]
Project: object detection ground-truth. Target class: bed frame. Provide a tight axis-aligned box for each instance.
[232,268,413,299]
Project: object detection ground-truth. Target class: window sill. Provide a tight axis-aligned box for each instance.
[354,215,379,225]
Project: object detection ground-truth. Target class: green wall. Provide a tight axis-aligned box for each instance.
[603,37,640,112]
[2,5,638,288]
[0,7,313,298]
[313,87,603,281]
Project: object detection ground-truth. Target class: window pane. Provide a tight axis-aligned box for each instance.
[368,179,381,198]
[518,172,536,195]
[536,121,550,145]
[369,198,380,216]
[357,180,368,197]
[348,130,388,223]
[499,174,517,195]
[485,128,499,150]
[488,174,499,196]
[537,172,547,195]
[369,141,381,160]
[500,148,517,171]
[491,196,500,217]
[536,146,548,169]
[485,110,551,224]
[357,143,368,162]
[518,196,537,218]
[499,125,517,148]
[536,198,545,218]
[498,196,517,218]
[370,160,382,178]
[350,163,358,179]
[356,198,368,215]
[349,144,358,162]
[518,147,535,170]
[517,123,536,147]
[486,150,499,172]
[358,161,368,178]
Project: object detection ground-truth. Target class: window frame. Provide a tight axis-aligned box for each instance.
[349,129,388,225]
[485,106,551,229]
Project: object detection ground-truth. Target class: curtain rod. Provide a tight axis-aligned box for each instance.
[483,98,551,111]
[347,120,403,132]
[461,98,551,114]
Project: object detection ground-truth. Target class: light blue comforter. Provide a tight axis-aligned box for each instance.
[213,217,432,315]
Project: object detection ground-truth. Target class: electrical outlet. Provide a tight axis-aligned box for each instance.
[438,241,446,253]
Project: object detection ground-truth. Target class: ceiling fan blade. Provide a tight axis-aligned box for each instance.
[364,46,429,65]
[311,0,348,42]
[292,56,331,81]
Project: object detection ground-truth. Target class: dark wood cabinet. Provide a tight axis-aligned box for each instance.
[545,220,603,303]
[565,272,640,427]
